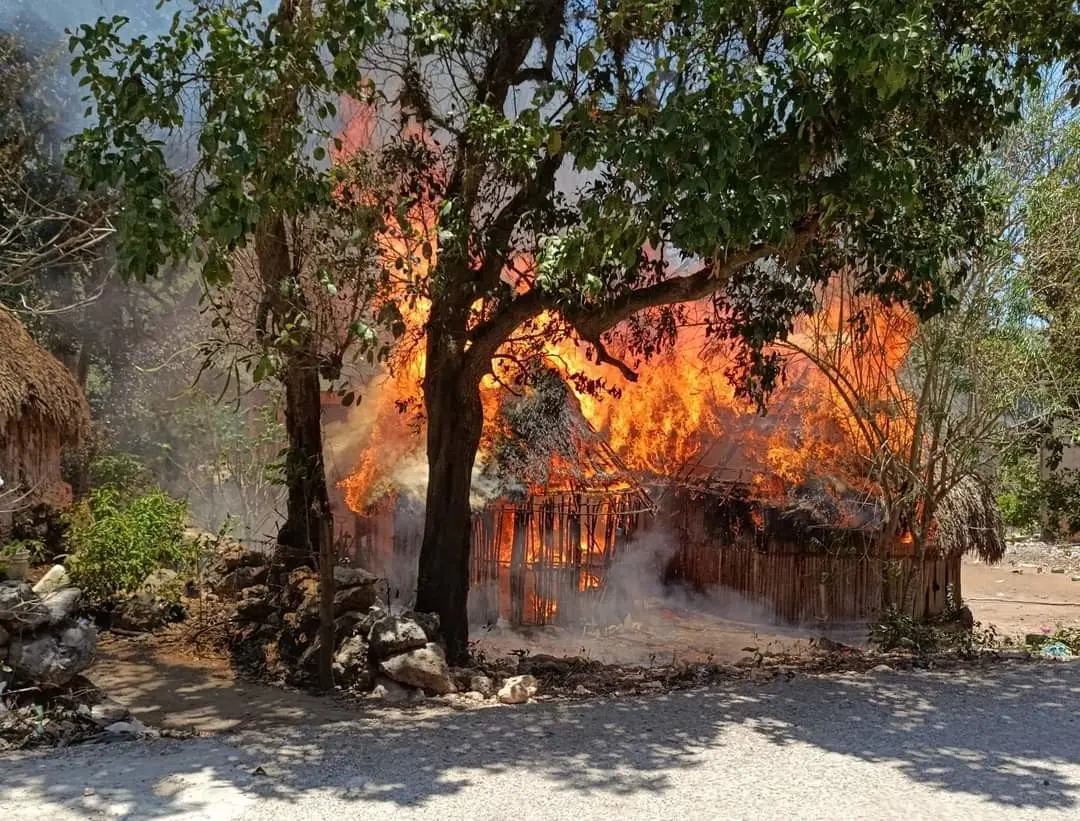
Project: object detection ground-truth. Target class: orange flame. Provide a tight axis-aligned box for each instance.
[332,98,918,517]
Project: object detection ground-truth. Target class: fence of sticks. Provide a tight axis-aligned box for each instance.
[468,489,651,626]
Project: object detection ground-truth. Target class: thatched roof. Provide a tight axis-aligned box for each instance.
[482,368,647,501]
[935,473,1006,564]
[0,308,89,444]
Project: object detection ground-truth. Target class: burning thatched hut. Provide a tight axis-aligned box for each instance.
[661,471,1004,624]
[0,309,90,531]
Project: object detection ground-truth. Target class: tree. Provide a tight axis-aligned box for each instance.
[71,0,1080,664]
[0,27,112,308]
[1009,86,1080,534]
[781,258,1038,609]
[67,0,386,688]
[356,1,1079,662]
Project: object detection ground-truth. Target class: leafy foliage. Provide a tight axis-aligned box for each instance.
[996,453,1044,529]
[65,487,191,600]
[87,452,154,497]
[870,605,999,657]
[66,0,380,285]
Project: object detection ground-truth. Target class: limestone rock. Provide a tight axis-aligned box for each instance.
[89,696,131,726]
[334,610,367,636]
[332,634,372,688]
[469,674,494,698]
[113,593,179,633]
[369,615,428,659]
[497,674,539,705]
[288,568,384,620]
[140,569,180,597]
[369,676,411,704]
[104,717,155,737]
[333,566,377,588]
[9,621,97,685]
[235,585,274,621]
[40,588,82,625]
[217,565,269,595]
[32,565,71,596]
[379,643,456,694]
[219,541,268,572]
[0,582,50,632]
[287,568,319,608]
[334,581,381,616]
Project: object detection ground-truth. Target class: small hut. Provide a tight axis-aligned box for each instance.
[0,309,90,532]
[661,472,1004,624]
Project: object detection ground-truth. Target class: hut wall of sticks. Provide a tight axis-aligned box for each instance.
[468,487,651,626]
[0,309,90,536]
[659,473,1004,625]
[337,486,651,627]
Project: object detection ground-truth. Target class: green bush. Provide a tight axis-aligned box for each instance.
[66,487,192,600]
[88,452,153,498]
[996,453,1044,529]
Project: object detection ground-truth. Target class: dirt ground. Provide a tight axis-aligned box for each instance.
[964,543,1080,637]
[83,541,1080,735]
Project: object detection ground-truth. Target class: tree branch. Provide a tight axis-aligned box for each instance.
[465,240,788,376]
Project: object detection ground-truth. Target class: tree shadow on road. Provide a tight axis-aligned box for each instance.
[3,660,1079,818]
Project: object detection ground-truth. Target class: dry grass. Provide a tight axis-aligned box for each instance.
[936,474,1006,563]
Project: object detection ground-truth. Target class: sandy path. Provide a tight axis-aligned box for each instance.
[964,558,1080,637]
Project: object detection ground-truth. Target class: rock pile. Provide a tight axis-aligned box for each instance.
[211,542,542,705]
[0,576,96,687]
[218,542,388,685]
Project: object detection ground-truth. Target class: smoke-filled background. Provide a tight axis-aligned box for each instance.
[1,0,288,539]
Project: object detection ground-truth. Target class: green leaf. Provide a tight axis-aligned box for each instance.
[252,355,273,383]
[547,129,563,156]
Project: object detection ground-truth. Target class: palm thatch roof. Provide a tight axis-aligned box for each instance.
[934,474,1006,563]
[481,368,648,503]
[0,308,90,472]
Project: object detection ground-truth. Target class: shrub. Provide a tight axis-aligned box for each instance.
[996,453,1044,529]
[88,452,153,498]
[66,487,192,600]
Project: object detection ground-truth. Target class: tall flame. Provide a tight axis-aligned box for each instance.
[331,99,918,514]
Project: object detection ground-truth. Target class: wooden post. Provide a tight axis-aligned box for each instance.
[510,508,528,625]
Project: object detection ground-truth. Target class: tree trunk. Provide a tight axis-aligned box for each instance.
[255,213,335,690]
[276,349,335,689]
[415,336,484,666]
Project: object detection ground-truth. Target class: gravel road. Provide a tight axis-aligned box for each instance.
[3,663,1080,821]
